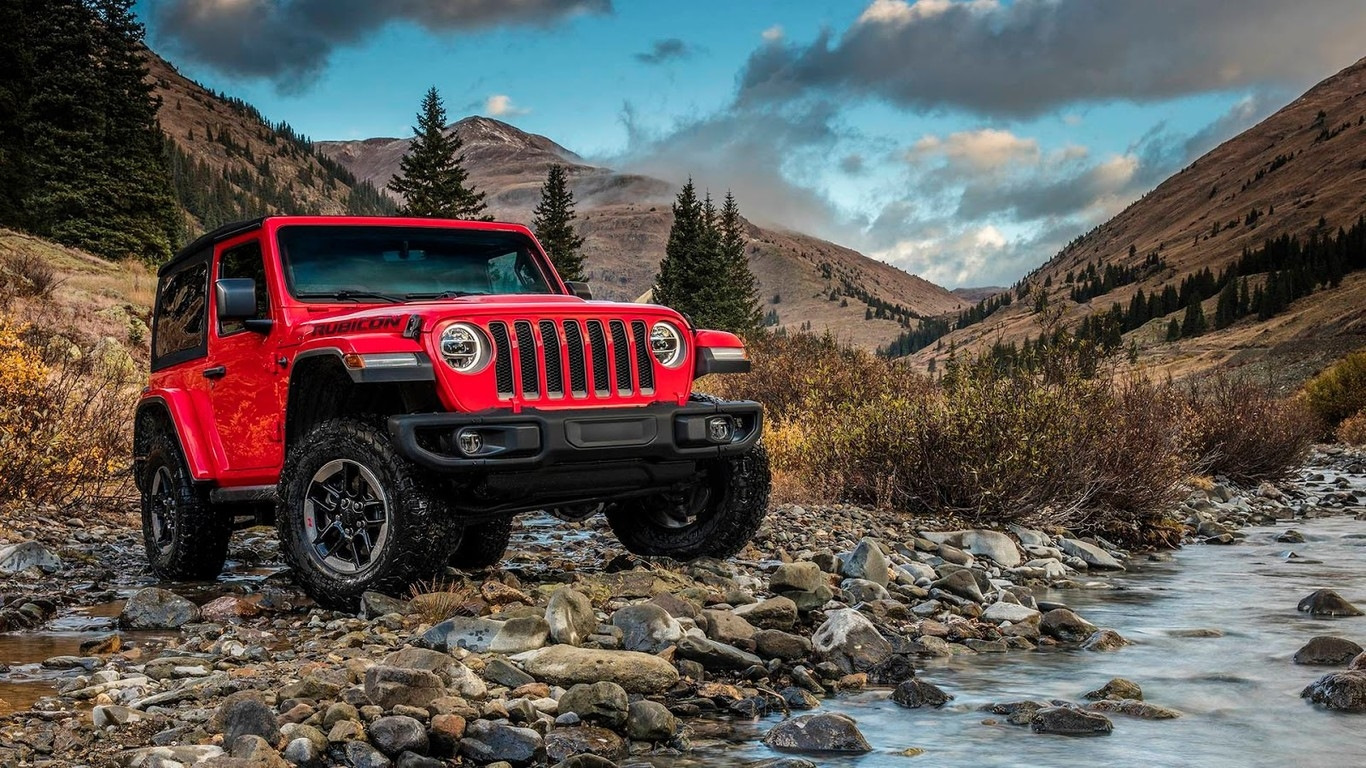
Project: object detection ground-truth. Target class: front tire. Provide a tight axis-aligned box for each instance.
[136,411,231,581]
[278,418,457,610]
[605,444,771,561]
[448,518,513,570]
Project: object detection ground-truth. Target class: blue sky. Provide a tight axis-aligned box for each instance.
[137,0,1366,287]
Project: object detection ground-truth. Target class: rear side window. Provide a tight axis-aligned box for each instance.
[152,257,209,369]
[217,240,269,336]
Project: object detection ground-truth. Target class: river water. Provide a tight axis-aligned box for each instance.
[670,513,1366,768]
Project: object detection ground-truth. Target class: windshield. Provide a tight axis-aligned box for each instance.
[276,225,556,301]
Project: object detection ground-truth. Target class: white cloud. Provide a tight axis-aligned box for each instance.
[857,0,997,27]
[762,24,784,42]
[484,94,530,117]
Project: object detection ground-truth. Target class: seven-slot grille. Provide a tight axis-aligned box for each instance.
[487,318,658,401]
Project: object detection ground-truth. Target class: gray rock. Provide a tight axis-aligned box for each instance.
[675,635,764,671]
[381,647,485,699]
[363,666,446,711]
[982,601,1041,625]
[543,726,626,764]
[119,587,199,629]
[701,609,757,648]
[1294,636,1365,665]
[936,543,974,566]
[491,616,550,653]
[1029,706,1113,736]
[1040,609,1098,643]
[748,760,819,768]
[213,691,279,745]
[282,737,322,766]
[1276,530,1306,544]
[341,741,393,768]
[517,645,680,693]
[1081,629,1128,652]
[1298,589,1364,617]
[558,681,629,729]
[460,719,546,766]
[755,629,812,661]
[0,541,62,574]
[1083,678,1142,701]
[839,578,889,603]
[771,562,824,593]
[931,569,985,603]
[733,596,798,630]
[610,603,682,654]
[1301,671,1366,712]
[550,756,621,768]
[762,713,872,754]
[394,754,445,768]
[811,608,893,673]
[484,657,535,688]
[92,704,144,728]
[546,588,596,646]
[923,531,1021,567]
[840,539,889,587]
[625,700,677,741]
[1058,539,1124,571]
[359,592,412,620]
[781,686,821,710]
[1085,699,1181,719]
[891,679,952,709]
[419,616,503,652]
[368,716,428,757]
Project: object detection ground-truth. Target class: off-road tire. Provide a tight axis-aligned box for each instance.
[136,411,231,581]
[605,443,770,561]
[278,418,458,610]
[448,518,514,570]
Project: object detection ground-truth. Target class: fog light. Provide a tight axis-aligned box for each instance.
[457,429,483,456]
[706,416,734,444]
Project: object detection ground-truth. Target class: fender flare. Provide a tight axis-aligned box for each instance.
[136,392,220,483]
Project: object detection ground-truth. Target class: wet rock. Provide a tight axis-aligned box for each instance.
[394,755,443,768]
[781,687,821,710]
[840,539,889,587]
[625,700,677,741]
[1029,706,1114,736]
[339,741,392,768]
[1301,671,1366,712]
[930,570,985,603]
[359,591,413,620]
[518,645,680,693]
[755,629,812,661]
[984,700,1051,726]
[1276,530,1306,544]
[1298,589,1364,617]
[1354,652,1366,671]
[544,726,627,764]
[459,719,546,766]
[1083,678,1142,701]
[368,716,428,757]
[550,756,620,768]
[747,760,819,768]
[891,679,952,709]
[1081,629,1128,652]
[120,587,200,629]
[675,635,763,671]
[762,713,872,754]
[734,596,798,631]
[546,588,596,646]
[610,603,682,654]
[557,682,629,729]
[1057,539,1124,571]
[981,601,1041,625]
[363,666,446,711]
[201,595,260,623]
[811,608,893,674]
[1293,636,1365,665]
[1040,609,1098,642]
[80,633,122,655]
[868,653,917,686]
[0,541,63,574]
[1085,699,1181,719]
[213,691,280,745]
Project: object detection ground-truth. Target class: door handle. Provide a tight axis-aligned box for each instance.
[203,366,227,379]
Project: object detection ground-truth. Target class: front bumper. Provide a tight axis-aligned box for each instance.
[388,400,763,472]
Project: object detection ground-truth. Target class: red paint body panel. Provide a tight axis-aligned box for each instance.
[141,216,743,488]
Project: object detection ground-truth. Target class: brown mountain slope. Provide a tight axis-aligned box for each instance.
[913,56,1366,383]
[318,118,963,347]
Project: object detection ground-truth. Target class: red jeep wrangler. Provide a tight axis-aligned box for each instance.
[134,216,768,609]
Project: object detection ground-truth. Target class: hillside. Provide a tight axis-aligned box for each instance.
[912,56,1366,383]
[318,118,964,348]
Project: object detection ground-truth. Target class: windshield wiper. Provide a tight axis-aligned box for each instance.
[300,290,403,304]
[404,290,489,300]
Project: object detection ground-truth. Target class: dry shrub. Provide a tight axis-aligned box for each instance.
[1336,410,1366,446]
[0,321,135,510]
[1186,373,1318,484]
[408,579,481,624]
[1303,350,1366,429]
[0,250,62,302]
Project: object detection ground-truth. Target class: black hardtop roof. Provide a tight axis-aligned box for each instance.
[157,217,264,277]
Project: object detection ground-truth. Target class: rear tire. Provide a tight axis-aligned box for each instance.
[448,518,514,569]
[605,444,770,561]
[136,411,231,581]
[277,418,457,610]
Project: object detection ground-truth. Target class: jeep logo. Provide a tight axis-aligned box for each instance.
[310,316,405,336]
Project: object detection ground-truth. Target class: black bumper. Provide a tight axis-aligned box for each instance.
[388,400,763,472]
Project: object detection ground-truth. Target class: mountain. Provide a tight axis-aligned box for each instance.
[317,118,964,348]
[911,56,1366,385]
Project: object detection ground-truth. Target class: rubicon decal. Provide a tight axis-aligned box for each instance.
[310,316,406,336]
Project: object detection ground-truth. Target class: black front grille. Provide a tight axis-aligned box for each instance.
[586,320,609,396]
[486,317,656,402]
[609,320,632,394]
[631,320,655,393]
[564,320,587,396]
[514,320,539,397]
[489,322,514,396]
[539,320,564,397]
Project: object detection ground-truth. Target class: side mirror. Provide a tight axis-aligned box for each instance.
[216,278,271,333]
[566,281,593,300]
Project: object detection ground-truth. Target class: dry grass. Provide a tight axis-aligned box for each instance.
[408,579,482,624]
[1337,410,1366,446]
[1303,349,1366,430]
[1186,373,1319,483]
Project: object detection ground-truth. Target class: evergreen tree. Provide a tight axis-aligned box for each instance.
[715,191,762,334]
[655,179,735,330]
[1181,300,1208,337]
[531,163,586,282]
[1166,317,1182,341]
[1214,276,1239,329]
[389,87,489,220]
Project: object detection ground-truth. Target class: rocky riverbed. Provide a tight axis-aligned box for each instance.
[2,447,1365,767]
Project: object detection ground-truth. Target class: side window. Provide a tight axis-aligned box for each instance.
[152,257,209,368]
[217,240,269,336]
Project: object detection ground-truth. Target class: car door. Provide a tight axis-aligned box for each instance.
[207,235,284,474]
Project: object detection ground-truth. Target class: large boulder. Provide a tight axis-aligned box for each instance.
[811,608,893,674]
[891,679,952,709]
[1086,699,1181,719]
[557,682,629,729]
[840,539,889,587]
[363,666,447,711]
[611,603,683,653]
[0,541,62,574]
[762,713,872,754]
[1298,589,1364,617]
[1057,539,1124,571]
[982,601,1041,625]
[546,588,596,646]
[212,692,279,745]
[518,646,679,693]
[626,700,677,741]
[1294,636,1365,665]
[923,531,1021,567]
[931,569,985,603]
[1301,671,1366,712]
[1029,706,1114,736]
[382,647,485,698]
[1040,609,1098,643]
[459,719,545,766]
[119,587,199,629]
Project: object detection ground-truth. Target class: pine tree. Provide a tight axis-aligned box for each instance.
[531,164,586,282]
[1214,277,1239,329]
[654,179,707,317]
[1181,300,1208,337]
[715,191,761,335]
[389,88,490,220]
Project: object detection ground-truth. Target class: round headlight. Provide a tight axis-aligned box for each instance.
[439,323,490,373]
[649,321,685,368]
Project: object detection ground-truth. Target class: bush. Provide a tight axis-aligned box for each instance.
[0,321,135,510]
[1303,350,1366,428]
[1337,410,1366,446]
[1186,373,1319,483]
[0,250,61,301]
